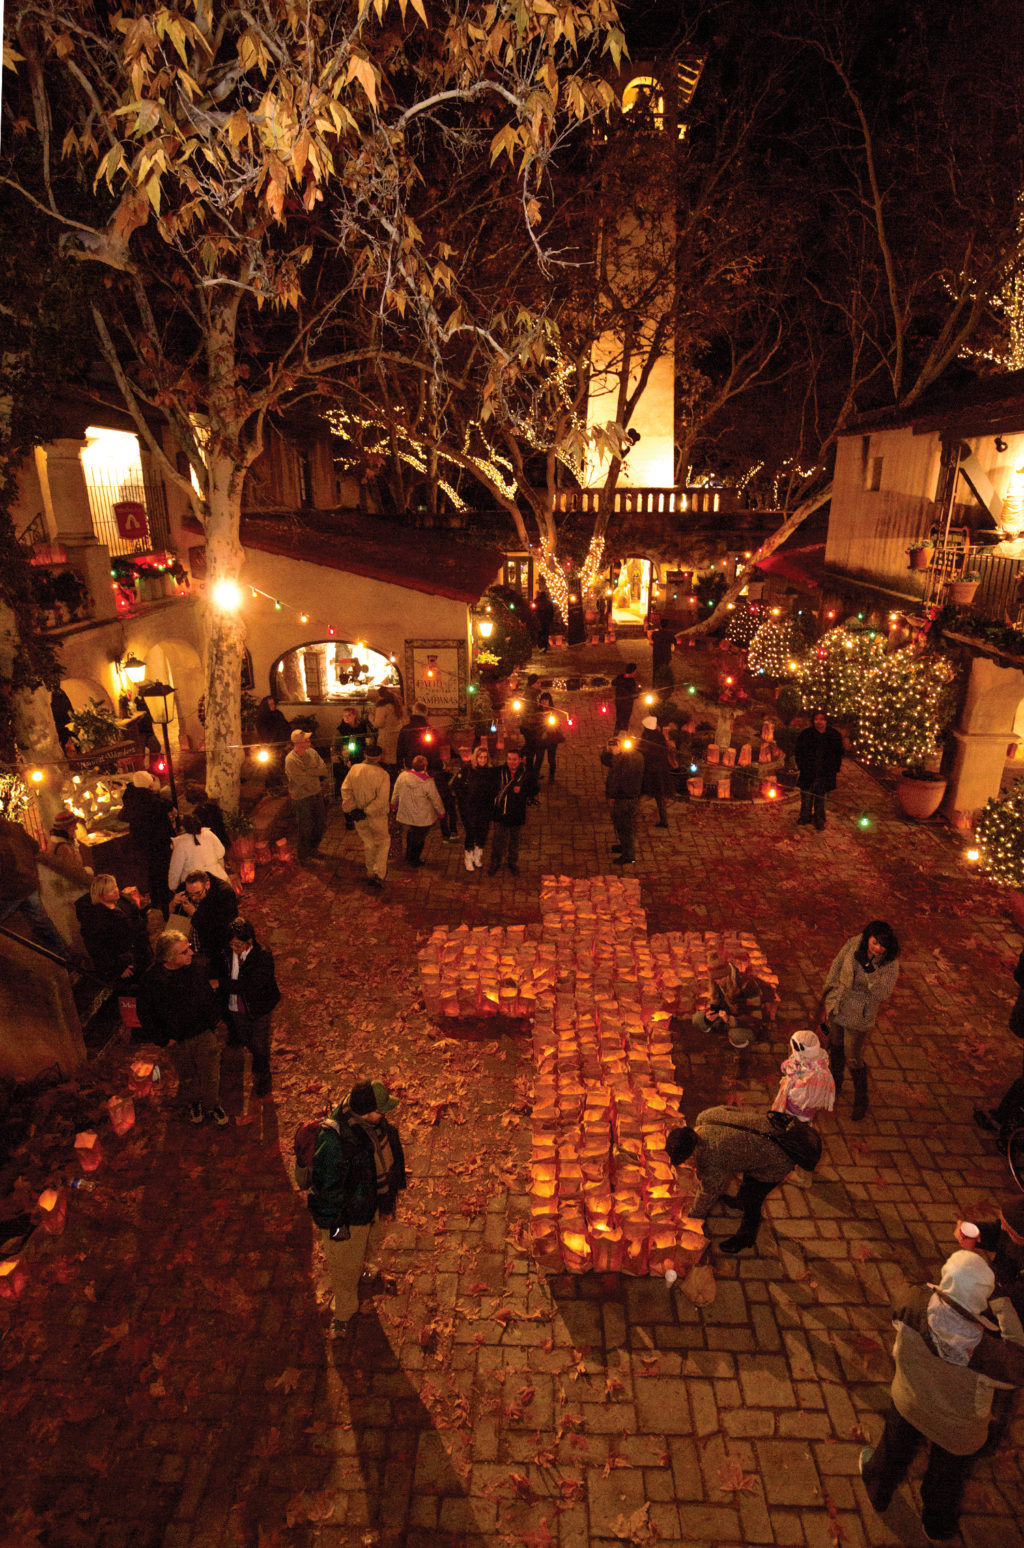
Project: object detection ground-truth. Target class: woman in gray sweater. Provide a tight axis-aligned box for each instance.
[822,919,899,1121]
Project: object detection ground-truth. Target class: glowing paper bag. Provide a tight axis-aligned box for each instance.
[107,1095,136,1136]
[37,1186,67,1236]
[74,1131,102,1172]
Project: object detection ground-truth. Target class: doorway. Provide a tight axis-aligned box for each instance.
[611,558,652,624]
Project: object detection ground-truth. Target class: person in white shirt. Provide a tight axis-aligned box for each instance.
[168,814,227,892]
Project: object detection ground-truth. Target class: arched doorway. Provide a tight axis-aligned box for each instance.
[611,558,654,625]
[136,640,205,751]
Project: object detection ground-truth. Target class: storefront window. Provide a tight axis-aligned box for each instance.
[271,640,401,703]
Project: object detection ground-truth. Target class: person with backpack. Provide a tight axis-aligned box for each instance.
[306,1080,407,1337]
[666,1104,822,1255]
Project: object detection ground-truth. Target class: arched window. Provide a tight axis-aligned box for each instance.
[270,640,401,704]
[622,76,665,131]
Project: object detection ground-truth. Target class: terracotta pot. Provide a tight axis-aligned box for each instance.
[907,547,932,571]
[896,773,947,820]
[946,580,979,606]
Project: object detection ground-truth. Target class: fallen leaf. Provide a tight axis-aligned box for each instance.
[266,1367,302,1394]
[717,1455,757,1494]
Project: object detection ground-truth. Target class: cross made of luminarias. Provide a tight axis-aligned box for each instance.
[417,875,778,1278]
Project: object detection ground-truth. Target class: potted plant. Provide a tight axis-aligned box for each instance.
[224,807,256,860]
[946,569,981,606]
[906,538,934,571]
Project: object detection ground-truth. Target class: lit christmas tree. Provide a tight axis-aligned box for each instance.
[852,647,957,770]
[726,600,763,648]
[748,616,804,678]
[797,624,886,718]
[977,783,1024,888]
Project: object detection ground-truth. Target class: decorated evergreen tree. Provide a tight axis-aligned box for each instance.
[797,624,886,718]
[976,783,1024,888]
[748,616,804,679]
[853,647,957,770]
[726,600,764,648]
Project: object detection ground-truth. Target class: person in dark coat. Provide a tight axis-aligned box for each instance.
[308,1079,407,1336]
[536,692,565,783]
[394,701,455,837]
[171,868,239,982]
[51,686,75,750]
[222,917,281,1098]
[794,711,845,830]
[0,814,70,958]
[136,929,227,1126]
[119,771,175,914]
[488,749,529,875]
[534,586,556,653]
[650,618,677,691]
[611,663,641,732]
[76,873,152,984]
[638,715,674,826]
[600,733,645,864]
[452,745,500,871]
[254,695,292,747]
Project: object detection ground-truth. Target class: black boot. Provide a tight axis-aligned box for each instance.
[851,1066,869,1121]
[830,1046,846,1099]
[797,791,813,825]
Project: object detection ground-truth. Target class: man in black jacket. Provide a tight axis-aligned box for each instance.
[794,711,844,831]
[600,734,645,865]
[172,869,238,981]
[119,771,175,914]
[488,749,529,875]
[222,918,281,1098]
[611,662,641,732]
[395,702,456,840]
[136,929,227,1126]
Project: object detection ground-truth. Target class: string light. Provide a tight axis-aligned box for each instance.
[853,647,956,769]
[212,579,242,610]
[796,625,886,718]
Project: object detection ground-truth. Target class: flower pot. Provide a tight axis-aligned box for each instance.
[907,547,932,571]
[896,772,947,820]
[946,579,979,606]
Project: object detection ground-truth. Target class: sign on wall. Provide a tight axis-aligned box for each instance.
[113,500,149,542]
[404,640,466,715]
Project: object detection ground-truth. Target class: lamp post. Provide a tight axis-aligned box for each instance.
[139,680,178,811]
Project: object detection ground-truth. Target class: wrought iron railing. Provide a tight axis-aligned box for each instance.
[85,472,171,557]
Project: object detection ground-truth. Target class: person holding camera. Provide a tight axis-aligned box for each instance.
[340,740,392,889]
[600,733,645,865]
[693,952,766,1049]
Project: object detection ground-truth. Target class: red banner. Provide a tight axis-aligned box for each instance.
[113,501,149,541]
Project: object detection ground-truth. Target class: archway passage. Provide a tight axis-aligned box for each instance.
[611,558,653,624]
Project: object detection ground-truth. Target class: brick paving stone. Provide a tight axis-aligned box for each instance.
[5,643,1024,1548]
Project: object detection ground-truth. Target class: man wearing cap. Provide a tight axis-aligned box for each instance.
[308,1079,407,1337]
[638,715,674,827]
[284,728,329,862]
[340,740,392,889]
[692,953,766,1049]
[667,1105,821,1254]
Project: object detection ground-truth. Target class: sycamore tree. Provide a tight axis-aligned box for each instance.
[2,0,624,804]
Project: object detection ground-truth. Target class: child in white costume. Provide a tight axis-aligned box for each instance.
[772,1030,835,1121]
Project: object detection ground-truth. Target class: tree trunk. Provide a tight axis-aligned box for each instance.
[678,484,833,639]
[202,451,247,810]
[13,685,65,828]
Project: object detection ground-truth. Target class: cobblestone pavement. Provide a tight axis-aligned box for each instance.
[3,644,1024,1548]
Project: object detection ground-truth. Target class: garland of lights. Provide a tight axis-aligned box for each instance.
[976,781,1024,888]
[725,600,764,648]
[852,647,957,770]
[748,617,804,678]
[533,535,605,626]
[797,625,886,718]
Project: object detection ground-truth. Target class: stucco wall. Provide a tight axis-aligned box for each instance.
[239,546,478,726]
[826,428,943,598]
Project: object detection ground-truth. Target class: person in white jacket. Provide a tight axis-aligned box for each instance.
[390,755,444,868]
[168,814,227,892]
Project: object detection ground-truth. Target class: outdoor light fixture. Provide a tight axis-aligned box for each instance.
[621,738,634,751]
[512,699,523,712]
[477,618,494,639]
[256,748,270,765]
[299,613,309,624]
[547,714,558,727]
[995,437,1009,453]
[212,579,242,611]
[138,679,179,810]
[644,694,655,705]
[966,848,980,863]
[121,654,146,684]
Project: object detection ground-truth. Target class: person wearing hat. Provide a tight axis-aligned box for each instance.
[340,739,392,889]
[771,1030,836,1122]
[284,727,329,862]
[118,768,175,914]
[859,1249,1024,1542]
[308,1079,407,1336]
[638,714,674,828]
[666,1104,821,1254]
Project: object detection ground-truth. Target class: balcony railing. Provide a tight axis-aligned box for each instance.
[975,552,1024,621]
[85,471,171,556]
[553,486,758,518]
